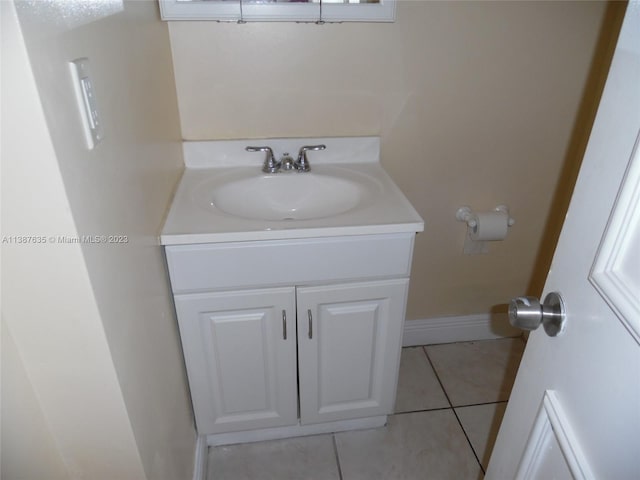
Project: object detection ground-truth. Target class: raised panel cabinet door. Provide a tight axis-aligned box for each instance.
[296,278,409,425]
[174,287,297,434]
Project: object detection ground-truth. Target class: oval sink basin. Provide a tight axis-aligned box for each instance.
[196,169,378,221]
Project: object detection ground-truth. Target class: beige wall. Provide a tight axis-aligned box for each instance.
[169,1,623,319]
[3,0,194,478]
[2,319,71,480]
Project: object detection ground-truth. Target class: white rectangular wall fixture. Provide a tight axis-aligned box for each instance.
[69,58,103,150]
[158,0,396,22]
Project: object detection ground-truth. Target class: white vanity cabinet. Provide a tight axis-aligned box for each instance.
[161,137,424,443]
[174,278,408,435]
[165,233,414,441]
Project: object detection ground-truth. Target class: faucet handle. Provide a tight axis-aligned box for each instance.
[246,146,279,173]
[295,144,326,172]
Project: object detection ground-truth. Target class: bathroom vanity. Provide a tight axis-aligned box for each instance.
[161,137,423,445]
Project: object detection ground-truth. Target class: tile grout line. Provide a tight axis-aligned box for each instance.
[393,406,453,415]
[421,346,486,476]
[453,399,509,409]
[394,399,509,416]
[332,434,344,480]
[422,336,522,348]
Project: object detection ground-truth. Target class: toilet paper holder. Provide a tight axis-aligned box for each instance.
[456,205,515,254]
[456,205,515,229]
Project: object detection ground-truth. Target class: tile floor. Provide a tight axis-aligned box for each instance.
[208,337,526,480]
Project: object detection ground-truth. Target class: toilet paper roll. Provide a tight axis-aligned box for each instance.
[470,211,509,241]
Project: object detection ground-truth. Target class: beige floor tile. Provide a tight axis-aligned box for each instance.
[335,410,482,480]
[456,402,508,470]
[395,347,449,413]
[208,434,340,480]
[426,338,524,406]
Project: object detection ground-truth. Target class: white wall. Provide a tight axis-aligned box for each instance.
[2,1,195,478]
[168,1,624,320]
[2,2,148,477]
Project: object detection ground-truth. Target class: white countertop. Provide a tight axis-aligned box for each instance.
[160,137,424,245]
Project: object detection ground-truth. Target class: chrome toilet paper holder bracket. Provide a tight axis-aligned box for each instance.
[456,205,515,255]
[455,205,515,229]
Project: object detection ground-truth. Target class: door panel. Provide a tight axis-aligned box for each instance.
[317,300,380,406]
[297,279,409,425]
[174,287,297,434]
[515,391,593,480]
[590,131,640,344]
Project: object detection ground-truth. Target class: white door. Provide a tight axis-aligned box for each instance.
[296,279,409,425]
[174,287,297,434]
[487,4,640,479]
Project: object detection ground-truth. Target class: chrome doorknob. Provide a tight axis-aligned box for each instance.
[508,292,566,337]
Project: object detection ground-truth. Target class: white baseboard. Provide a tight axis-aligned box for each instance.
[192,434,208,480]
[403,313,521,346]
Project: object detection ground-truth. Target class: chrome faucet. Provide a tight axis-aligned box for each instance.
[246,146,279,173]
[294,145,326,172]
[246,144,326,173]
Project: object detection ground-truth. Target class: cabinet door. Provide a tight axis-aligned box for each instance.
[174,288,297,434]
[297,279,409,425]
